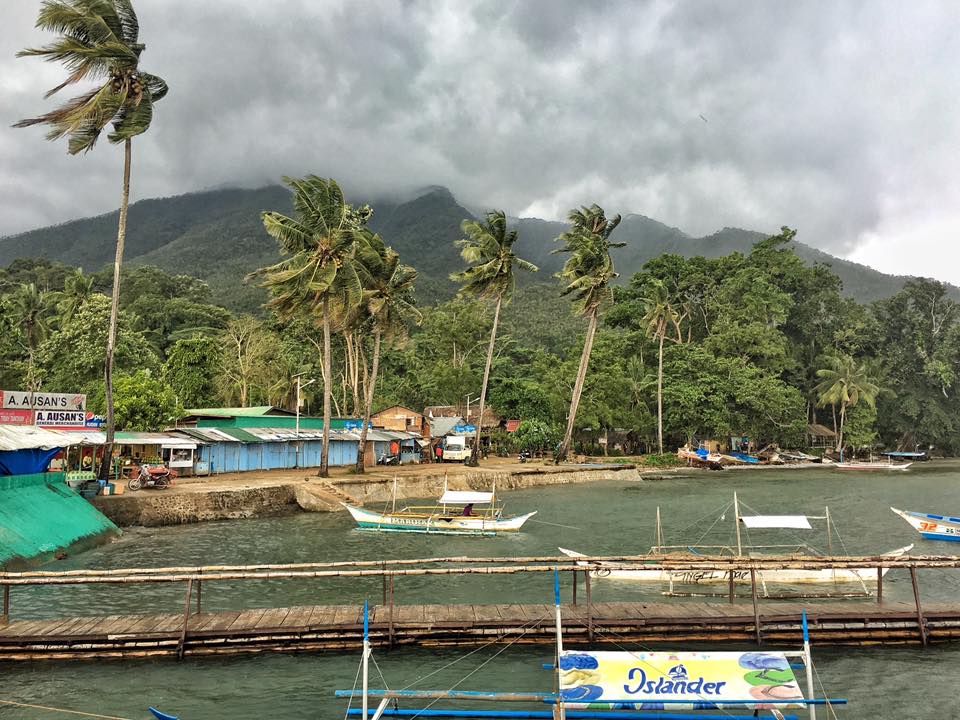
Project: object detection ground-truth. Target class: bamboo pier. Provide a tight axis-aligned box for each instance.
[2,553,959,661]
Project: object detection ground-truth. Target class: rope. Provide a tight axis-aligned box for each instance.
[342,648,364,720]
[528,519,583,531]
[407,610,550,719]
[0,699,133,720]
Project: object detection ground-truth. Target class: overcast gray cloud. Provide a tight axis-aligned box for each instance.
[2,0,959,281]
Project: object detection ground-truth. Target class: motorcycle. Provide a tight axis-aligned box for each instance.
[377,454,400,466]
[518,449,531,464]
[128,464,177,491]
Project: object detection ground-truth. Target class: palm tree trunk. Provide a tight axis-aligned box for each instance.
[837,402,846,458]
[319,296,332,478]
[355,328,382,473]
[657,330,665,455]
[472,294,502,464]
[99,138,131,481]
[557,308,599,462]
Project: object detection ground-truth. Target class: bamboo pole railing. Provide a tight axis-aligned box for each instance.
[1,554,957,586]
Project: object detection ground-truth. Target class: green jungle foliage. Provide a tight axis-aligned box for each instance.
[2,210,959,456]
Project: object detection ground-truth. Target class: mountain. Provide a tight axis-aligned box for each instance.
[0,184,950,311]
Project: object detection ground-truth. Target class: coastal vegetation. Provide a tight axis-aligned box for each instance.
[3,210,959,457]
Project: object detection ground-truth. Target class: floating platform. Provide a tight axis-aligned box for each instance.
[1,600,957,661]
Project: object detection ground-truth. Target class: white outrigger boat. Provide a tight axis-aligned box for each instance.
[342,482,536,536]
[834,461,912,471]
[892,507,960,542]
[560,493,912,595]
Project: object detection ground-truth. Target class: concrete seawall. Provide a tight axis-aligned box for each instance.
[94,464,642,528]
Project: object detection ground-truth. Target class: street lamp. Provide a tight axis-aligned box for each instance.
[294,373,316,468]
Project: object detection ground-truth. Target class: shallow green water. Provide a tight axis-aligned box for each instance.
[3,463,960,718]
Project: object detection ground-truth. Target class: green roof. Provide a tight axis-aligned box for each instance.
[220,427,267,443]
[184,406,294,417]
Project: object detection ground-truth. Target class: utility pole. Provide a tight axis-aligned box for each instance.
[293,373,316,468]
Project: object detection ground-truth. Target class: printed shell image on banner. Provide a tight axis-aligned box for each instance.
[558,650,804,710]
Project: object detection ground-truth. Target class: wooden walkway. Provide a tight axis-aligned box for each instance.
[1,600,958,661]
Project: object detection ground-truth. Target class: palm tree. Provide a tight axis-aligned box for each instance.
[16,0,167,478]
[451,211,538,463]
[815,354,881,458]
[354,233,421,472]
[54,268,95,323]
[9,283,55,397]
[254,176,365,477]
[553,205,624,462]
[641,279,684,454]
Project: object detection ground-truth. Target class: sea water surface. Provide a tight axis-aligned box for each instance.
[3,463,960,719]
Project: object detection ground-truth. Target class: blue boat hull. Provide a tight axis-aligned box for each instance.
[921,532,960,542]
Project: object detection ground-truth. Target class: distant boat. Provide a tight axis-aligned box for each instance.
[880,451,929,461]
[342,481,536,536]
[891,507,960,542]
[559,493,913,593]
[834,461,912,471]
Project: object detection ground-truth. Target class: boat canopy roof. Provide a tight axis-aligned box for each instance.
[558,650,803,709]
[439,490,493,505]
[740,515,812,529]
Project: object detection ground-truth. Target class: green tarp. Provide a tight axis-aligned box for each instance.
[0,472,120,569]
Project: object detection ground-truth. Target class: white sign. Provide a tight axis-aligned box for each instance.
[34,410,87,427]
[2,391,86,411]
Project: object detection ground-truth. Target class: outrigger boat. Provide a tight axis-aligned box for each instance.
[337,574,848,719]
[560,493,912,595]
[834,461,912,471]
[342,481,536,536]
[891,507,960,542]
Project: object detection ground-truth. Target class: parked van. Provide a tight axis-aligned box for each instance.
[442,436,471,462]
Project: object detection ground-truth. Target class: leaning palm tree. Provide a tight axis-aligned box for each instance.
[553,204,624,462]
[16,0,167,478]
[253,176,365,478]
[815,354,882,459]
[641,279,683,454]
[354,233,421,472]
[451,211,538,463]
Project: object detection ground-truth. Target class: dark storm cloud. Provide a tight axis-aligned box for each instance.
[2,0,959,279]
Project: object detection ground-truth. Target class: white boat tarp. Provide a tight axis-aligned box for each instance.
[740,515,812,529]
[559,650,803,709]
[439,490,494,505]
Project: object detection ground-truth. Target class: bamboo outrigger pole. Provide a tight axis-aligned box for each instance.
[734,491,743,557]
[802,610,816,720]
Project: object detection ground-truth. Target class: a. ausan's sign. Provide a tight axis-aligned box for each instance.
[34,410,87,427]
[1,391,86,411]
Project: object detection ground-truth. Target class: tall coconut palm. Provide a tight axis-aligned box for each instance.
[451,211,538,463]
[815,354,881,458]
[253,176,365,477]
[641,279,684,454]
[553,205,624,462]
[16,0,167,478]
[10,283,55,397]
[354,233,421,472]
[54,268,95,323]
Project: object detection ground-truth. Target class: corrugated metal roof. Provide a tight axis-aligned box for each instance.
[429,417,463,437]
[114,432,197,448]
[219,427,267,443]
[183,406,295,417]
[0,426,72,451]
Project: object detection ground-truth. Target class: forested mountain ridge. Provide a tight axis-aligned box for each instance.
[0,184,949,311]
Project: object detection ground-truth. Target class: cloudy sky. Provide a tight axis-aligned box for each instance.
[2,0,959,282]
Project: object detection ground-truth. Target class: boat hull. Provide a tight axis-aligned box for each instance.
[892,507,960,542]
[342,504,536,535]
[834,462,912,471]
[558,545,913,585]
